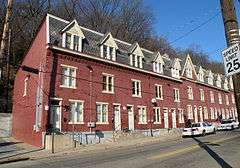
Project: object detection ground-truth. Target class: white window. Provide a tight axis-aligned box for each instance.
[210,91,215,103]
[200,89,205,102]
[130,54,143,68]
[186,68,192,78]
[153,62,163,73]
[222,108,225,119]
[100,45,116,61]
[216,76,221,88]
[138,106,147,124]
[173,88,180,102]
[218,93,222,104]
[208,76,213,85]
[187,105,193,119]
[155,84,163,99]
[63,33,82,52]
[153,107,161,124]
[232,94,235,104]
[210,107,215,119]
[171,68,180,78]
[203,107,208,119]
[132,79,141,97]
[23,76,29,96]
[187,86,193,100]
[96,103,108,123]
[178,109,184,123]
[215,108,218,119]
[198,72,204,82]
[60,65,77,88]
[226,95,229,105]
[69,100,84,124]
[102,73,114,93]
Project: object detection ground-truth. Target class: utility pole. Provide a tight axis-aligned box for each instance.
[220,0,240,122]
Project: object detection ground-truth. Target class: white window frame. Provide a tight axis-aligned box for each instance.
[171,68,180,79]
[62,32,83,52]
[187,105,193,119]
[200,89,205,102]
[100,45,116,61]
[186,67,192,79]
[153,107,161,124]
[68,99,84,124]
[232,94,235,104]
[178,109,184,123]
[208,77,213,85]
[198,72,204,82]
[203,107,208,120]
[226,95,229,105]
[153,61,163,74]
[60,64,77,89]
[187,86,193,100]
[173,88,180,102]
[130,54,143,68]
[210,107,215,119]
[210,91,215,103]
[132,79,141,97]
[102,73,114,93]
[155,84,163,100]
[96,102,109,124]
[23,76,30,97]
[218,93,222,104]
[138,106,147,124]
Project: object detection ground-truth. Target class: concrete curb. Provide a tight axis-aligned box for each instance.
[0,157,30,165]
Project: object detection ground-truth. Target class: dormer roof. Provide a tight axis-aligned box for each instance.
[98,32,118,49]
[152,52,165,64]
[170,58,181,70]
[129,42,144,57]
[61,19,85,38]
[181,54,197,76]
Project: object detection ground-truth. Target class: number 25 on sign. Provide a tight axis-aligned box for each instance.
[222,43,240,76]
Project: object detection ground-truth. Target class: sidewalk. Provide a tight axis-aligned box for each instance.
[0,132,181,164]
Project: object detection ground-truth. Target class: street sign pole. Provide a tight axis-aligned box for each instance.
[220,0,240,122]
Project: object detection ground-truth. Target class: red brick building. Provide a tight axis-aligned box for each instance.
[12,14,237,147]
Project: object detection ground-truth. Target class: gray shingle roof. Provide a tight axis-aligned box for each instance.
[48,14,231,90]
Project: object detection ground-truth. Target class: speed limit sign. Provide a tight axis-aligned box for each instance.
[222,43,240,76]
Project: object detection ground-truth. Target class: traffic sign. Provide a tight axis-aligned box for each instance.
[222,43,240,76]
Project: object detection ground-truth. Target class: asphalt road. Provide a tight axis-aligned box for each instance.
[2,130,240,168]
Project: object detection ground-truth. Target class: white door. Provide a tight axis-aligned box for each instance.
[113,105,121,131]
[163,108,169,129]
[50,105,61,131]
[171,109,177,128]
[194,106,198,123]
[199,107,203,122]
[127,106,134,131]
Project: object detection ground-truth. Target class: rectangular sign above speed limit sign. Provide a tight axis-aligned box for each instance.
[222,43,240,76]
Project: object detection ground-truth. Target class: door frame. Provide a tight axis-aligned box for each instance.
[163,107,169,129]
[113,103,121,131]
[50,97,62,132]
[127,104,134,131]
[171,108,177,128]
[194,105,198,123]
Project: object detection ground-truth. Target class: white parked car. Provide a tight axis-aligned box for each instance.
[182,122,216,137]
[218,119,239,130]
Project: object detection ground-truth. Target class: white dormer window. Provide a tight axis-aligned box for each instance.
[153,62,163,73]
[224,79,229,90]
[100,45,116,61]
[130,54,143,68]
[229,77,234,89]
[62,33,83,52]
[216,78,221,88]
[208,77,213,85]
[171,68,180,79]
[198,72,204,82]
[186,67,192,78]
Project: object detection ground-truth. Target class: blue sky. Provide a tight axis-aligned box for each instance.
[144,0,240,62]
